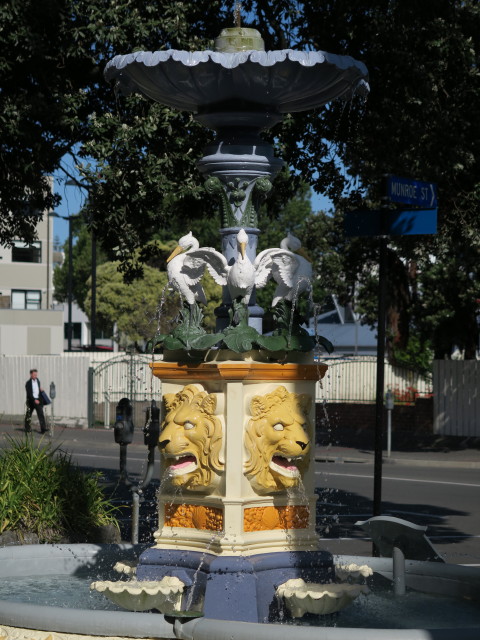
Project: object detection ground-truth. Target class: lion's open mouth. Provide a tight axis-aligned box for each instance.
[270,455,302,478]
[165,454,197,476]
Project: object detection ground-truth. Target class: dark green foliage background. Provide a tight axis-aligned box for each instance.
[1,1,479,360]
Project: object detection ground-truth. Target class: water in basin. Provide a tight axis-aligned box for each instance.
[2,574,480,629]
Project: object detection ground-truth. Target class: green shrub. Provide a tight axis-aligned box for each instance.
[0,435,120,543]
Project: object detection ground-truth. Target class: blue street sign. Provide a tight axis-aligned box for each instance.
[388,209,437,235]
[345,208,437,237]
[387,175,437,208]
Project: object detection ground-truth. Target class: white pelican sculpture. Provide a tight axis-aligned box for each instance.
[207,229,273,305]
[227,228,256,303]
[166,232,227,307]
[253,232,312,306]
[268,232,313,306]
[166,229,312,314]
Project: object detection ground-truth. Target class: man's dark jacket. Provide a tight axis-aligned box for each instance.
[25,378,44,407]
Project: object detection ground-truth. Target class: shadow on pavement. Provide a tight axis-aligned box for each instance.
[315,486,471,546]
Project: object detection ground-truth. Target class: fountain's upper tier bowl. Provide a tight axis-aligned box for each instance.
[104,49,369,117]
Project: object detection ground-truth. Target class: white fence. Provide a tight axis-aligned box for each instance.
[4,354,477,436]
[2,353,94,423]
[0,352,156,426]
[316,357,433,403]
[433,360,480,437]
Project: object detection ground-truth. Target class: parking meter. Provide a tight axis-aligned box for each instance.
[114,398,134,445]
[49,382,56,400]
[143,400,160,447]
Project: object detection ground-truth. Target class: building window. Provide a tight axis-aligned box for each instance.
[11,290,42,310]
[64,322,82,340]
[94,322,114,340]
[12,240,41,263]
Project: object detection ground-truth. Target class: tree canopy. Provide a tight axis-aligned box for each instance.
[2,0,479,358]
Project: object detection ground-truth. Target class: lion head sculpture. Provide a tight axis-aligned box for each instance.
[159,384,224,492]
[244,385,312,494]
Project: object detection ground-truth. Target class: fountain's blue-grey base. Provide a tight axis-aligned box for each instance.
[1,544,480,640]
[136,547,334,622]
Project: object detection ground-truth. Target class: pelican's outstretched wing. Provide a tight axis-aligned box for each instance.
[167,253,207,306]
[270,251,313,305]
[253,248,277,288]
[270,252,301,288]
[185,248,228,286]
[180,251,208,286]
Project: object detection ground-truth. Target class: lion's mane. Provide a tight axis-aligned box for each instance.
[244,385,311,493]
[161,384,224,491]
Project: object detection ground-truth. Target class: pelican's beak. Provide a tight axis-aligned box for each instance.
[166,245,184,263]
[297,247,312,263]
[239,241,247,260]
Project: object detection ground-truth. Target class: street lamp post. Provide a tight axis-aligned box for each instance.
[64,178,96,351]
[91,232,96,350]
[67,216,74,351]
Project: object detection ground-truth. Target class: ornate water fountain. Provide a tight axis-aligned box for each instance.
[3,11,480,640]
[98,17,369,623]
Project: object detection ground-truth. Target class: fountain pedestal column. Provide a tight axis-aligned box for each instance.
[150,358,326,554]
[196,113,284,331]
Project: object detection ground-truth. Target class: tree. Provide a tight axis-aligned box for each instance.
[0,0,229,251]
[291,0,480,359]
[260,0,479,359]
[86,254,222,348]
[3,1,479,357]
[85,260,172,348]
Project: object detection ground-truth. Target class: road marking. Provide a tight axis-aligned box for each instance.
[71,452,149,462]
[429,534,480,539]
[315,470,480,488]
[319,535,480,541]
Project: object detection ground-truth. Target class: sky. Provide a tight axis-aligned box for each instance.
[52,155,88,247]
[312,191,333,214]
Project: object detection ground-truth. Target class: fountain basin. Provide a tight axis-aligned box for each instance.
[1,544,480,640]
[104,49,369,115]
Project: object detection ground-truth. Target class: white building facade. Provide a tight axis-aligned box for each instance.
[0,211,64,355]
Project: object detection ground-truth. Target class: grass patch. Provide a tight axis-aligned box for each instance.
[0,435,120,543]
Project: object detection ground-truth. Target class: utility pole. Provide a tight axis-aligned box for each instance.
[91,231,97,350]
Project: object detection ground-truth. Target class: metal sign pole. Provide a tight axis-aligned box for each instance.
[344,173,438,540]
[373,235,388,522]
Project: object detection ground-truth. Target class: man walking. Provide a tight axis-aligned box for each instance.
[25,369,48,433]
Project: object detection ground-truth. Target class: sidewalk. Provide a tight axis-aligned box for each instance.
[315,427,480,468]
